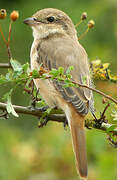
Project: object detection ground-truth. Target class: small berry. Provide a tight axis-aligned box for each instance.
[102,97,108,104]
[10,10,19,21]
[81,12,87,20]
[0,9,7,19]
[88,20,95,28]
[30,72,32,76]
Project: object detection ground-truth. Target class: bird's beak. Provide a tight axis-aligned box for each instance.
[23,17,35,26]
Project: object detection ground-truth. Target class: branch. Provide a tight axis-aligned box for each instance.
[0,102,117,135]
[72,81,117,104]
[45,75,117,105]
[0,63,11,68]
[0,102,66,122]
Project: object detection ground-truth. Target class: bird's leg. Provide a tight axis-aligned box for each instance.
[38,116,49,128]
[38,106,52,128]
[37,105,49,112]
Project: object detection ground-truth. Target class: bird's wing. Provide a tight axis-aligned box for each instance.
[37,36,94,115]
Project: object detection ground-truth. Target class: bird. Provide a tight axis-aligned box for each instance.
[24,8,94,180]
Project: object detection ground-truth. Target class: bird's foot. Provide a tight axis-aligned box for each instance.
[38,116,48,128]
[28,105,49,112]
[38,106,52,128]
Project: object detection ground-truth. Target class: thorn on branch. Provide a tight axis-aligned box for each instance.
[85,123,92,130]
[100,103,110,121]
[38,117,49,128]
[107,135,117,148]
[24,81,41,108]
[105,69,110,80]
[31,88,40,108]
[24,80,34,94]
[0,110,9,119]
[94,103,110,128]
[63,118,68,130]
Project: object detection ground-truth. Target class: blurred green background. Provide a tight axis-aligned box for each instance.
[0,0,117,180]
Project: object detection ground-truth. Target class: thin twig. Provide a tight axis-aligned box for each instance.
[101,103,110,120]
[0,25,7,44]
[0,22,12,62]
[75,20,82,28]
[107,135,117,148]
[8,21,12,45]
[72,80,117,104]
[7,21,13,61]
[45,76,117,105]
[6,46,12,62]
[78,28,89,40]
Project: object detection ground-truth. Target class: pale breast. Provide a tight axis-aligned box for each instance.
[30,39,60,107]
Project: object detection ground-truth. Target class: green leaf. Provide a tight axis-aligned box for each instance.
[46,107,52,114]
[10,59,22,72]
[66,66,74,74]
[32,69,39,78]
[64,79,71,84]
[106,124,117,133]
[69,82,76,87]
[111,111,117,121]
[6,72,12,81]
[58,67,64,75]
[37,99,46,107]
[63,84,71,88]
[82,76,87,85]
[41,73,47,79]
[0,75,7,84]
[22,63,30,73]
[66,74,72,79]
[57,77,64,81]
[25,77,33,89]
[49,68,59,77]
[4,89,19,117]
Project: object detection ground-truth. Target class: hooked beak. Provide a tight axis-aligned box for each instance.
[23,17,35,25]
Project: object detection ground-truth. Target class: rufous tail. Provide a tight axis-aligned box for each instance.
[67,109,87,180]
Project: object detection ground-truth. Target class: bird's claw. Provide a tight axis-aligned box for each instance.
[38,117,49,128]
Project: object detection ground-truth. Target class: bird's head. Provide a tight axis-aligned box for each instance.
[24,8,77,40]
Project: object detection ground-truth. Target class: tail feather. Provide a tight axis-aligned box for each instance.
[66,106,88,179]
[70,123,87,179]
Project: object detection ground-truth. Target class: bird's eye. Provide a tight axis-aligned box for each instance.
[33,18,37,21]
[47,16,55,22]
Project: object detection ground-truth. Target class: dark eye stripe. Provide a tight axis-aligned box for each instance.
[47,16,55,22]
